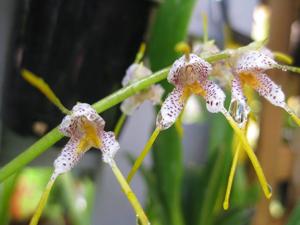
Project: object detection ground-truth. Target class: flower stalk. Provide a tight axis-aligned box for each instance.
[223,140,242,210]
[29,174,58,225]
[127,127,161,183]
[109,160,149,225]
[114,113,127,138]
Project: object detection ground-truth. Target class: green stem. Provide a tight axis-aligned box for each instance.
[109,160,149,225]
[127,127,161,183]
[0,52,229,183]
[114,113,127,138]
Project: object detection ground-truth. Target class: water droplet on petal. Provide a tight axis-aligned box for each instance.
[229,99,250,127]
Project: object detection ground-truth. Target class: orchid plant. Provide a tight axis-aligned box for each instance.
[20,70,149,225]
[0,38,300,225]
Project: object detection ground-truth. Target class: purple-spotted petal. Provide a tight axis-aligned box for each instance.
[59,115,77,137]
[122,63,152,86]
[260,47,274,59]
[235,51,277,73]
[100,131,120,163]
[231,76,247,104]
[202,80,226,113]
[253,73,286,107]
[156,87,185,130]
[53,137,84,175]
[229,76,250,126]
[59,103,105,137]
[168,54,212,86]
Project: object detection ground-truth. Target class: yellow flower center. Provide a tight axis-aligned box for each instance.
[239,72,260,89]
[77,117,102,153]
[181,82,206,102]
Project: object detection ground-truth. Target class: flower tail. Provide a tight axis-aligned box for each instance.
[109,160,150,225]
[273,51,293,65]
[222,109,272,199]
[21,69,70,114]
[223,142,242,210]
[127,127,161,183]
[29,173,58,225]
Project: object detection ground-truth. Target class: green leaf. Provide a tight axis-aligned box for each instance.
[287,200,300,225]
[148,0,197,71]
[152,128,184,225]
[197,118,233,225]
[216,208,252,225]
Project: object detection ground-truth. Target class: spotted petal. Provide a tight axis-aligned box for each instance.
[235,51,277,73]
[156,87,185,130]
[168,54,212,86]
[53,137,85,176]
[253,73,286,107]
[59,103,105,137]
[100,131,120,164]
[231,76,247,103]
[202,80,226,113]
[230,76,250,126]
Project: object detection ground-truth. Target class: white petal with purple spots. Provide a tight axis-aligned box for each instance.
[202,80,226,113]
[253,73,286,107]
[100,131,120,164]
[156,87,185,130]
[235,51,277,73]
[168,54,212,86]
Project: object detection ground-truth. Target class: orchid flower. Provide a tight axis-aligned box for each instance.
[230,50,300,126]
[120,64,164,116]
[21,70,149,225]
[114,44,164,138]
[223,49,300,210]
[127,45,271,204]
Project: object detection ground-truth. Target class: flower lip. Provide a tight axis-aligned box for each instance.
[168,53,212,87]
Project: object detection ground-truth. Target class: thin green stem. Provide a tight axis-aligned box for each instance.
[276,64,300,74]
[30,173,58,225]
[114,113,127,138]
[202,12,208,43]
[223,142,241,210]
[127,127,161,183]
[109,160,149,225]
[0,52,229,183]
